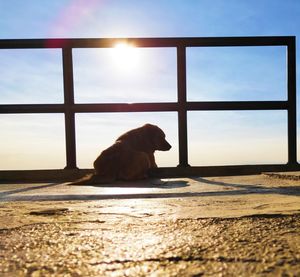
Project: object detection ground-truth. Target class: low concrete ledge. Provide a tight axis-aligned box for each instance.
[1,164,300,182]
[0,169,94,183]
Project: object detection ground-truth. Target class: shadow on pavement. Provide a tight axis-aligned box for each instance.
[0,183,64,197]
[194,177,300,196]
[1,178,299,202]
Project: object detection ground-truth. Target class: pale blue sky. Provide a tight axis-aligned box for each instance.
[0,0,299,169]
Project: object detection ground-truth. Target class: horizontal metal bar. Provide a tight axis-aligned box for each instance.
[186,101,288,111]
[0,101,288,114]
[0,103,178,114]
[72,103,179,113]
[184,36,294,47]
[0,104,64,113]
[0,36,294,49]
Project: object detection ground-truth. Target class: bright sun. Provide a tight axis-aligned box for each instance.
[111,42,141,71]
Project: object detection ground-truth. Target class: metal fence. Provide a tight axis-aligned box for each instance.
[0,36,298,181]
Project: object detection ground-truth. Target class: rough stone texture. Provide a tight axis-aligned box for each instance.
[0,215,299,276]
[0,174,299,276]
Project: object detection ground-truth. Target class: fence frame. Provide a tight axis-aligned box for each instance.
[0,36,298,181]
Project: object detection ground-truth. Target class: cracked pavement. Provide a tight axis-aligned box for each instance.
[0,174,300,276]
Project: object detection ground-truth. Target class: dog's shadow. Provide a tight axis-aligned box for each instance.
[88,179,190,189]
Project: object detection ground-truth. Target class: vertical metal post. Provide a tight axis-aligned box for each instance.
[62,47,77,169]
[177,45,189,167]
[287,37,297,166]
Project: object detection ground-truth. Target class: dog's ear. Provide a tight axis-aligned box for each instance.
[142,124,160,138]
[142,124,171,151]
[140,124,157,150]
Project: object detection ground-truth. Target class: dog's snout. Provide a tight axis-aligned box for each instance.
[166,141,172,150]
[161,140,172,151]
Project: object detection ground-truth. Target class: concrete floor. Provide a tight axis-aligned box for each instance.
[0,173,300,276]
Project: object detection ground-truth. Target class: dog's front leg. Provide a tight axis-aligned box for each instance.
[148,152,157,168]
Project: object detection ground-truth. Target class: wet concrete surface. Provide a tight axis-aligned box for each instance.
[0,174,300,276]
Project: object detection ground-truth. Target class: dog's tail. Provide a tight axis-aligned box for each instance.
[68,174,96,186]
[68,174,115,186]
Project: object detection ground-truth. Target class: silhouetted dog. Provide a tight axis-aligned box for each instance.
[69,124,171,185]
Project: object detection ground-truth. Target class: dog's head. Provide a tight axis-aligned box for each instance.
[143,124,172,151]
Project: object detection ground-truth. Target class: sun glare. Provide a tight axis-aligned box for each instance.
[112,42,141,71]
